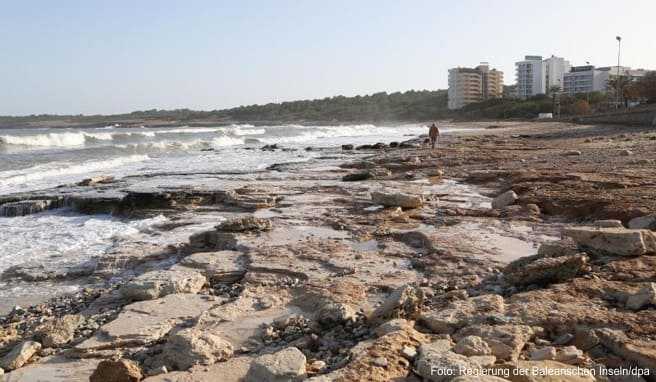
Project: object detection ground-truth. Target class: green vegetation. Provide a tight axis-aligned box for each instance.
[0,90,449,126]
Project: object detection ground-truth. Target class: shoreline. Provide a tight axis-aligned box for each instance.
[1,121,655,381]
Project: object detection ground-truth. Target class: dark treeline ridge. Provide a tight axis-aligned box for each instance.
[0,90,450,126]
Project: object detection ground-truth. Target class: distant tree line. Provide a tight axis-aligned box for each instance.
[0,90,450,126]
[2,75,654,126]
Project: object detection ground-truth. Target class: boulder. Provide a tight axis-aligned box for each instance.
[455,324,536,362]
[77,175,114,186]
[564,150,582,156]
[245,347,307,382]
[90,359,142,382]
[316,301,358,326]
[625,283,656,310]
[371,191,423,209]
[120,269,206,301]
[529,346,557,361]
[554,346,583,364]
[341,144,354,150]
[593,220,623,228]
[374,319,415,337]
[35,314,84,348]
[536,239,579,258]
[216,216,272,232]
[415,341,483,382]
[619,149,633,156]
[177,251,247,284]
[0,340,42,370]
[628,215,656,230]
[594,328,656,370]
[491,191,518,210]
[564,227,656,256]
[454,335,492,356]
[420,294,505,334]
[503,254,589,287]
[224,188,280,210]
[164,327,234,370]
[342,172,372,182]
[370,285,424,324]
[189,230,240,250]
[0,199,61,217]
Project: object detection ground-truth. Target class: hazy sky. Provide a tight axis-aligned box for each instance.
[2,0,655,115]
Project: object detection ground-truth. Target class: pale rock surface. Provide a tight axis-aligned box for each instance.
[374,319,415,337]
[76,294,219,351]
[370,284,424,324]
[564,227,656,257]
[625,283,656,310]
[90,358,142,382]
[245,347,307,382]
[0,356,100,382]
[491,190,518,210]
[530,346,557,361]
[593,220,624,228]
[454,335,492,356]
[371,191,423,209]
[163,327,234,370]
[420,294,505,334]
[176,250,246,284]
[35,314,84,348]
[455,324,537,362]
[120,269,207,301]
[0,340,41,370]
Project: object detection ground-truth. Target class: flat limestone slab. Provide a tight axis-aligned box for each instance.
[2,356,100,382]
[143,356,253,382]
[564,227,656,256]
[76,294,221,351]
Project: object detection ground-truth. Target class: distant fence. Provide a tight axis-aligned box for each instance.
[575,107,656,127]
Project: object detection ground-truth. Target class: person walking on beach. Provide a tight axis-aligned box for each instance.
[428,123,440,150]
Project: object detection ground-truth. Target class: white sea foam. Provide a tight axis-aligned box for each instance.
[211,136,245,147]
[0,131,157,148]
[0,212,169,273]
[0,155,151,190]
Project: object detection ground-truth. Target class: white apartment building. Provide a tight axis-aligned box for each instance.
[515,55,544,99]
[563,65,650,95]
[516,55,570,98]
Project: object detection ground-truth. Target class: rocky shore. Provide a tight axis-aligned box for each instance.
[1,121,655,381]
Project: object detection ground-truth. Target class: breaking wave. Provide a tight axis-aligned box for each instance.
[0,124,265,149]
[0,155,151,188]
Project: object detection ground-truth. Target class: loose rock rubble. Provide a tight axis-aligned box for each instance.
[1,121,656,381]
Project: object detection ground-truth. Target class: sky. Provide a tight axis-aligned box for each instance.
[1,0,655,116]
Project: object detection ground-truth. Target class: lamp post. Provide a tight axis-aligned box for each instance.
[616,36,622,108]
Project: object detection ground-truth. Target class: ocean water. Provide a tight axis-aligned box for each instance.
[0,123,444,195]
[0,122,463,311]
